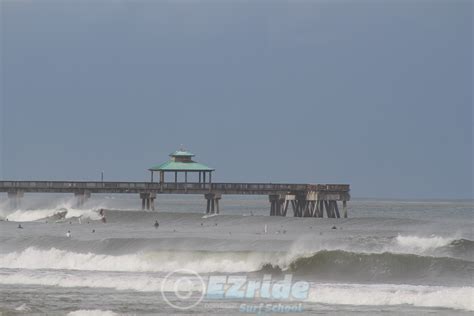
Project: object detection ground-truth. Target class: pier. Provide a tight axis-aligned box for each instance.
[0,150,350,217]
[0,181,350,217]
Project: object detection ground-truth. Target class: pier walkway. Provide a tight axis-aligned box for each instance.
[0,181,350,218]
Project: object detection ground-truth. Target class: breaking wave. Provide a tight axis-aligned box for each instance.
[0,247,284,273]
[387,235,474,260]
[4,207,102,222]
[284,250,473,284]
[0,246,472,284]
[394,234,456,251]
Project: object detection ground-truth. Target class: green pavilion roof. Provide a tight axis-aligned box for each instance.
[149,161,214,172]
[149,148,214,172]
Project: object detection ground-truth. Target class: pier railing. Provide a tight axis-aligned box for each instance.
[0,181,349,194]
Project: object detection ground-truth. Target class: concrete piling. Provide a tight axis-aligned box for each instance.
[205,193,221,214]
[8,191,24,209]
[140,192,156,211]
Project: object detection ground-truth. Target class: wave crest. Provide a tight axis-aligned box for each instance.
[395,235,455,252]
[0,247,284,273]
[285,250,473,284]
[1,246,472,285]
[4,207,101,222]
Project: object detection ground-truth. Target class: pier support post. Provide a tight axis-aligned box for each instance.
[8,191,24,209]
[343,200,347,218]
[269,195,285,216]
[284,195,345,219]
[333,201,341,218]
[140,192,157,211]
[298,195,307,217]
[269,195,276,216]
[284,195,296,217]
[282,199,289,217]
[312,200,322,218]
[74,191,91,208]
[302,200,309,217]
[322,200,340,218]
[314,200,319,217]
[289,195,307,217]
[324,200,333,218]
[305,200,317,217]
[205,193,221,214]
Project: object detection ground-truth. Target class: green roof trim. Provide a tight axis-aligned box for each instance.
[149,161,214,172]
[170,150,195,157]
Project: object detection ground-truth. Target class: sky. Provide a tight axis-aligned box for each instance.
[0,0,472,199]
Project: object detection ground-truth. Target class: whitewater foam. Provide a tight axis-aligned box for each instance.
[1,270,472,311]
[14,303,31,312]
[0,247,286,273]
[287,233,468,260]
[5,207,102,222]
[67,310,119,316]
[393,235,457,253]
[0,270,201,292]
[307,283,474,311]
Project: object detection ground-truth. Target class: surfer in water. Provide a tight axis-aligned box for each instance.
[66,230,71,238]
[154,220,159,229]
[99,209,107,223]
[17,224,23,229]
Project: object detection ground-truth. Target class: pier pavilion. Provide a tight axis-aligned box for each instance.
[148,150,214,184]
[141,149,216,211]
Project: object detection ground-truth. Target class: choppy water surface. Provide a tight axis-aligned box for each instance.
[0,195,472,315]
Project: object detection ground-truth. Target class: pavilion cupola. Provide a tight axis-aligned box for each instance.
[170,150,194,163]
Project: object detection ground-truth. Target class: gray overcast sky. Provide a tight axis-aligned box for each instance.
[0,0,472,199]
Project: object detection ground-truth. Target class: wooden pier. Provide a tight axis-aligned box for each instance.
[0,181,350,218]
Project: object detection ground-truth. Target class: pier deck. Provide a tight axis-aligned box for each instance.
[0,181,350,218]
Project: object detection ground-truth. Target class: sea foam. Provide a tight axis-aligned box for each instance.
[67,310,119,316]
[5,207,102,222]
[307,283,474,311]
[1,270,472,311]
[0,247,282,273]
[394,235,457,252]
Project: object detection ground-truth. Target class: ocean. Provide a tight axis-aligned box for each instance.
[0,194,472,315]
